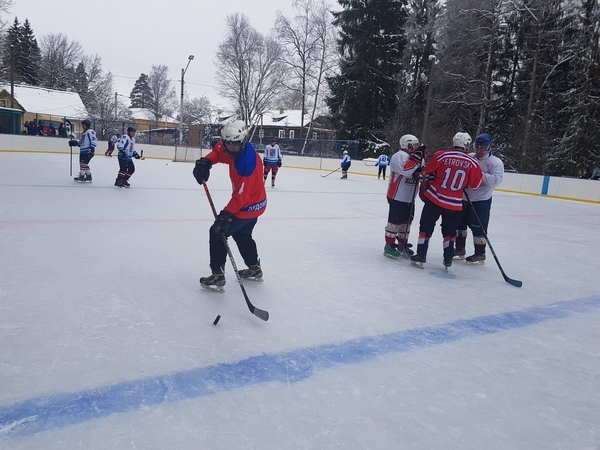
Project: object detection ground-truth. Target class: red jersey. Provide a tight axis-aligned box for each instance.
[205,141,267,219]
[422,149,483,211]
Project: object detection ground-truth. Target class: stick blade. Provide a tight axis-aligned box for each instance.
[251,307,269,321]
[504,276,523,288]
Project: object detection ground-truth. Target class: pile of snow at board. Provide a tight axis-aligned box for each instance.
[1,152,599,450]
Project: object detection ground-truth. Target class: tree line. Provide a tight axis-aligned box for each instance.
[327,0,600,175]
[1,0,598,175]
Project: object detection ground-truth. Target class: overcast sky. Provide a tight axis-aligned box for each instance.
[7,0,338,111]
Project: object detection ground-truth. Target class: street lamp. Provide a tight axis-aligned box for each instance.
[179,55,194,143]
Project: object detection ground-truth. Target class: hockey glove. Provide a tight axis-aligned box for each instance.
[133,152,141,159]
[277,160,282,167]
[68,139,78,147]
[263,159,268,167]
[210,210,234,236]
[193,157,212,184]
[410,145,427,163]
[89,149,95,158]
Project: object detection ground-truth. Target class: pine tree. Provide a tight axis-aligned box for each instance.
[19,19,41,85]
[326,0,409,156]
[2,18,22,83]
[129,73,153,108]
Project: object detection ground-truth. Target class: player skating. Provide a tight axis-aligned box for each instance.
[105,133,121,157]
[70,119,97,182]
[410,134,483,271]
[383,134,425,259]
[193,120,267,291]
[263,138,282,187]
[340,150,351,179]
[376,151,390,179]
[455,133,504,264]
[114,127,141,188]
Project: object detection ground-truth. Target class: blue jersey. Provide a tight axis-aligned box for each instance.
[377,155,390,167]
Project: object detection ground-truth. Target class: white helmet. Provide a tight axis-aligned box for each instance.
[343,150,348,155]
[452,132,472,149]
[221,120,248,146]
[399,134,419,150]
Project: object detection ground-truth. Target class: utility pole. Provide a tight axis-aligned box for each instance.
[179,55,194,143]
[10,45,15,108]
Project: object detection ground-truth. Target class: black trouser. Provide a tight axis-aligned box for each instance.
[378,165,387,178]
[209,217,259,273]
[416,199,462,258]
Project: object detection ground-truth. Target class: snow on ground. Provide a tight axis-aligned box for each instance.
[0,152,599,449]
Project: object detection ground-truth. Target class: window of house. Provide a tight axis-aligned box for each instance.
[0,99,6,107]
[279,130,285,138]
[312,132,318,139]
[289,130,295,139]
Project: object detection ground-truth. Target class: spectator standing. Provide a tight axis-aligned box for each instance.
[263,139,282,187]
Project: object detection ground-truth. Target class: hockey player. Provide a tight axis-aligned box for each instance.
[410,135,483,270]
[70,119,97,182]
[193,120,267,291]
[455,133,504,264]
[114,127,141,188]
[383,135,424,259]
[263,139,282,187]
[340,150,351,179]
[105,133,121,157]
[376,151,390,179]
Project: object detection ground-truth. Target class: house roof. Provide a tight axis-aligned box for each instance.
[0,84,88,118]
[129,108,177,124]
[261,110,310,128]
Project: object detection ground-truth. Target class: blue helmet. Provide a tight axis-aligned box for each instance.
[475,133,493,156]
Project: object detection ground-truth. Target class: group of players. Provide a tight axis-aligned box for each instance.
[70,121,141,188]
[384,132,504,271]
[191,119,504,291]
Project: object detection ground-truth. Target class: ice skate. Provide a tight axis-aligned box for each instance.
[383,244,400,259]
[271,181,275,188]
[73,174,86,182]
[443,254,453,272]
[114,178,124,188]
[238,262,263,282]
[398,243,414,259]
[122,179,131,188]
[200,271,226,292]
[84,174,92,183]
[466,254,486,265]
[454,247,466,260]
[410,252,426,269]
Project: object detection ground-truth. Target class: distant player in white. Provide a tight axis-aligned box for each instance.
[455,133,504,264]
[263,139,282,187]
[340,150,351,179]
[383,134,425,259]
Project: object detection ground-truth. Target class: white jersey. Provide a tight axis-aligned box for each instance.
[263,144,282,164]
[465,153,504,201]
[386,150,422,203]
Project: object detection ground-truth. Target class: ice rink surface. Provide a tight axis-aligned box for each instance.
[1,152,599,450]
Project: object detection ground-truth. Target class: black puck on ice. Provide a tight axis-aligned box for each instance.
[213,315,221,325]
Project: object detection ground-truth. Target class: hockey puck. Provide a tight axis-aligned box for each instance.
[213,315,221,325]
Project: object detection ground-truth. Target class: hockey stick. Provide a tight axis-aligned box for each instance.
[464,191,522,288]
[68,134,74,176]
[364,162,378,166]
[320,167,341,178]
[202,182,269,321]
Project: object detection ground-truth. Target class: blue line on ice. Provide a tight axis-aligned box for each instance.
[1,295,599,438]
